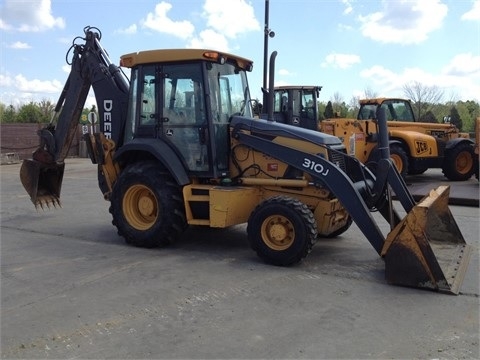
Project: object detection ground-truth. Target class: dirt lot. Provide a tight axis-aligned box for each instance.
[1,158,479,359]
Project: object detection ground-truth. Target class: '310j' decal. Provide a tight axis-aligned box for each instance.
[302,158,329,176]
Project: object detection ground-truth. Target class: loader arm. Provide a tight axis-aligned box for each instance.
[20,26,129,207]
[231,116,389,254]
[231,114,472,294]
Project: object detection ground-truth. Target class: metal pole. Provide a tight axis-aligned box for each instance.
[262,0,270,108]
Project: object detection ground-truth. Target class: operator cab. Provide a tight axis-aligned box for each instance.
[121,49,253,178]
[358,98,415,122]
[271,86,321,130]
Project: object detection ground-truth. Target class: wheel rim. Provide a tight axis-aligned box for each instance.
[456,150,473,175]
[123,184,158,230]
[390,153,404,173]
[260,215,295,250]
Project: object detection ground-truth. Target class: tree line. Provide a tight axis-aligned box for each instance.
[2,80,479,133]
[0,101,97,126]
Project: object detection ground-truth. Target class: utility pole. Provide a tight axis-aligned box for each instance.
[263,0,275,109]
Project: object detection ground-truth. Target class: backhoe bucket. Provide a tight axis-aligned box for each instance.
[20,159,65,208]
[381,185,472,294]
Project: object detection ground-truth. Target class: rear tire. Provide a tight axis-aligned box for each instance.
[442,143,475,181]
[247,196,317,266]
[389,144,408,178]
[366,144,408,178]
[110,161,187,248]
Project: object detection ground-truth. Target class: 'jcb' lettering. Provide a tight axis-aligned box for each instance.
[415,140,428,154]
[302,158,329,176]
[103,100,113,139]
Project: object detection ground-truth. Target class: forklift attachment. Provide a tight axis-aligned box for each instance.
[20,159,64,209]
[381,185,472,294]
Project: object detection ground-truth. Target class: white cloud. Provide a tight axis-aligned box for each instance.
[358,0,447,44]
[341,0,354,15]
[0,18,12,31]
[321,53,361,69]
[141,2,195,39]
[461,0,480,20]
[202,0,260,39]
[9,41,31,49]
[359,59,480,102]
[134,1,259,52]
[442,53,480,76]
[0,73,13,87]
[115,24,138,35]
[14,74,63,93]
[187,29,229,51]
[0,0,65,32]
[278,69,292,76]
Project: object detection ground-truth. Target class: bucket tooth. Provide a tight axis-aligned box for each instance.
[382,185,472,294]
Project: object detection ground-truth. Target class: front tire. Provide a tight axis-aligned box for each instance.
[247,196,317,266]
[442,143,475,181]
[110,161,187,248]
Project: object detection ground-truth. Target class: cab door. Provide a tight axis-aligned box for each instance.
[161,64,210,173]
[132,65,159,139]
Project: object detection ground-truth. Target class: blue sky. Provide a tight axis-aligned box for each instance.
[1,0,479,110]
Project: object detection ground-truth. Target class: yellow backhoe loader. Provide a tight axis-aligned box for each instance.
[20,27,472,294]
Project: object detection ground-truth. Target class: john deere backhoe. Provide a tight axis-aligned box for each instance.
[20,26,472,294]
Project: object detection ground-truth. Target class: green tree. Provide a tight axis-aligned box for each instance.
[317,102,326,121]
[337,102,349,118]
[0,104,17,123]
[324,101,334,119]
[448,106,462,131]
[348,96,360,118]
[16,102,44,123]
[0,103,5,123]
[418,110,437,123]
[38,99,55,122]
[456,100,479,132]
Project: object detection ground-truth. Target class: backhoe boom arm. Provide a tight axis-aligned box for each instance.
[33,26,129,164]
[20,26,129,207]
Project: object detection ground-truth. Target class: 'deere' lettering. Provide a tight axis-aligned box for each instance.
[103,99,112,139]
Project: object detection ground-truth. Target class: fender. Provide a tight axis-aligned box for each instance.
[367,139,403,162]
[445,137,475,150]
[114,138,190,186]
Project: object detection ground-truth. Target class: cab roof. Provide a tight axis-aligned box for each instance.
[120,48,253,71]
[275,85,322,91]
[359,97,410,105]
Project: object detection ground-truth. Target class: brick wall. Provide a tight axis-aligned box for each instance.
[0,123,83,160]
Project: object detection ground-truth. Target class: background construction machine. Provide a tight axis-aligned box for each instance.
[273,87,476,180]
[270,85,322,130]
[328,97,476,180]
[20,26,472,294]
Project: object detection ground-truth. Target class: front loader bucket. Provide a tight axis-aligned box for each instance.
[20,159,65,208]
[381,185,472,294]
